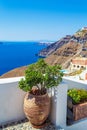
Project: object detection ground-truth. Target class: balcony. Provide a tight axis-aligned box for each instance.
[0,76,87,130]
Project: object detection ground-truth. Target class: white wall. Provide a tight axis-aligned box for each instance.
[0,77,26,125]
[50,82,67,128]
[63,76,87,89]
[63,77,87,130]
[50,77,87,130]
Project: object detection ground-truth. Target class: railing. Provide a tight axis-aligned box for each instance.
[0,77,26,125]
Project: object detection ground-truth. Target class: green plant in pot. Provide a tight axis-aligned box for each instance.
[18,59,63,127]
[67,88,87,121]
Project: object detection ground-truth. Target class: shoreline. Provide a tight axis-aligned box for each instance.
[0,66,28,78]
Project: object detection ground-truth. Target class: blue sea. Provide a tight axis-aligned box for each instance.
[0,42,47,76]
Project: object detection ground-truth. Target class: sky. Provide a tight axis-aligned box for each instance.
[0,0,87,41]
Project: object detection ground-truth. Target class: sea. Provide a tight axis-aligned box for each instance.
[0,42,47,76]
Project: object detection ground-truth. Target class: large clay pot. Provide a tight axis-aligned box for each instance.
[24,92,50,126]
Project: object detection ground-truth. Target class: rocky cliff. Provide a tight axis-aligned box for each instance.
[41,27,87,68]
[39,28,87,58]
[38,35,72,57]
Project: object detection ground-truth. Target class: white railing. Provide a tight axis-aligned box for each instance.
[0,77,26,125]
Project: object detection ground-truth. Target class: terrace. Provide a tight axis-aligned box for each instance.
[0,75,87,130]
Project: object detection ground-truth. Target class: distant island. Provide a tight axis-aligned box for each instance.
[39,41,54,45]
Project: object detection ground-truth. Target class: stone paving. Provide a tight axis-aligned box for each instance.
[0,119,57,130]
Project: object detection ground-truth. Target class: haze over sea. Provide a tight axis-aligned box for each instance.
[0,42,47,76]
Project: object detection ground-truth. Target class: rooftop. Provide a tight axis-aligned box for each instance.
[72,57,87,60]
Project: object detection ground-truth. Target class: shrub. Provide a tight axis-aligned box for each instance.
[18,59,63,95]
[68,88,87,104]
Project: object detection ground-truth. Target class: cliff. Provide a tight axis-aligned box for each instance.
[43,27,87,68]
[39,28,87,57]
[38,35,72,57]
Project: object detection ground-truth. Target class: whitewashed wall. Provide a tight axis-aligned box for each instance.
[63,76,87,89]
[50,82,67,128]
[63,77,87,130]
[50,77,87,130]
[0,77,26,125]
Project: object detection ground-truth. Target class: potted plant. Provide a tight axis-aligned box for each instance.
[67,88,87,121]
[18,59,63,127]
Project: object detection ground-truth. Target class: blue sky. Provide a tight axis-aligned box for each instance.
[0,0,87,41]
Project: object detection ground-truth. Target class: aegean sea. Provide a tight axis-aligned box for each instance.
[0,42,47,75]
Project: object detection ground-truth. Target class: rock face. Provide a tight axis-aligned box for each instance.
[39,28,87,57]
[39,27,87,68]
[38,35,72,57]
[45,42,82,68]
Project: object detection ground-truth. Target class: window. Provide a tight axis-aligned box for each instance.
[81,66,84,69]
[73,65,76,67]
[77,65,79,68]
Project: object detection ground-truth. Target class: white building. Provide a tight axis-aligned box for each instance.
[70,57,87,70]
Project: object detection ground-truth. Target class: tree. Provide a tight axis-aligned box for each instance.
[18,59,63,95]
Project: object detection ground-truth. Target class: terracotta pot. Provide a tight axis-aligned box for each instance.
[24,92,50,126]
